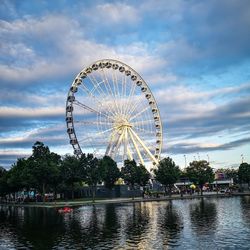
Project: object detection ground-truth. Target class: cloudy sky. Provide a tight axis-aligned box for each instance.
[0,0,250,170]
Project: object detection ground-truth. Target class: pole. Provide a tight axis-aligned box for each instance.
[184,154,186,168]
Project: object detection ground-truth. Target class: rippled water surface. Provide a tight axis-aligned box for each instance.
[1,196,250,249]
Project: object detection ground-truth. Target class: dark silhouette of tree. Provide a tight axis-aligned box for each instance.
[154,157,181,196]
[29,141,61,201]
[186,160,214,195]
[80,154,101,202]
[61,155,81,199]
[99,156,120,190]
[238,162,250,188]
[0,166,8,198]
[121,159,150,199]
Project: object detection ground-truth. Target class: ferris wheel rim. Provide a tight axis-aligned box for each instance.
[65,59,163,166]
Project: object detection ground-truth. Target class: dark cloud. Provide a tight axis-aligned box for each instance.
[164,97,250,139]
[168,137,250,155]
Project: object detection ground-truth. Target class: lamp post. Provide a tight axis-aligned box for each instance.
[207,154,210,164]
[241,154,244,164]
[197,152,200,161]
[184,154,187,168]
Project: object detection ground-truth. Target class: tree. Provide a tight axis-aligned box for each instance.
[153,157,181,196]
[0,166,8,198]
[137,164,150,187]
[29,141,61,201]
[80,153,101,202]
[99,156,120,190]
[238,162,250,188]
[61,155,81,199]
[186,160,214,196]
[121,159,150,199]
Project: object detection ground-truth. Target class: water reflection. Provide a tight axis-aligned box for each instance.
[1,197,250,249]
[157,201,183,247]
[241,196,250,226]
[0,206,64,249]
[190,198,217,235]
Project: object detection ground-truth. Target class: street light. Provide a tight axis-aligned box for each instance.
[184,154,187,168]
[207,154,210,163]
[197,152,200,161]
[241,154,244,163]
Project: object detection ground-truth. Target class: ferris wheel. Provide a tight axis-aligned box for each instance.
[66,59,163,167]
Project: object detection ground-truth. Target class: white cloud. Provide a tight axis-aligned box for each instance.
[0,106,65,118]
[89,2,140,25]
[0,14,167,85]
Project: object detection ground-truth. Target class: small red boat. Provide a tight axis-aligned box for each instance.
[58,207,73,213]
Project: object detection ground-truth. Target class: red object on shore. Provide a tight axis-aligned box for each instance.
[58,207,73,213]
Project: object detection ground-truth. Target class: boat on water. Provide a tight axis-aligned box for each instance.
[58,207,73,213]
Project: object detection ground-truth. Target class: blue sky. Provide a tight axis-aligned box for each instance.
[0,0,250,169]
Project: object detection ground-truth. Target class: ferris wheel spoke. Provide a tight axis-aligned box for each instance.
[129,127,158,164]
[130,105,151,121]
[126,95,145,117]
[121,73,127,116]
[133,126,155,135]
[87,74,108,100]
[124,81,137,116]
[74,100,99,114]
[78,127,115,144]
[88,74,120,117]
[78,84,108,112]
[73,99,113,121]
[75,120,113,126]
[101,68,120,114]
[111,67,120,113]
[130,119,155,126]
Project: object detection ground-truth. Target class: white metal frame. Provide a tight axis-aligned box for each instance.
[66,59,163,167]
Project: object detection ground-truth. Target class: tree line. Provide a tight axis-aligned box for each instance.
[0,141,249,202]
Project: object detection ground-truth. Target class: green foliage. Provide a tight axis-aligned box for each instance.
[121,160,150,188]
[80,154,101,202]
[29,141,61,197]
[0,166,8,196]
[186,160,214,194]
[137,164,150,186]
[99,156,120,190]
[238,162,250,185]
[7,158,34,191]
[153,157,180,195]
[61,155,81,199]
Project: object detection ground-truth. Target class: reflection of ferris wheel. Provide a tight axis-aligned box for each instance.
[66,59,163,167]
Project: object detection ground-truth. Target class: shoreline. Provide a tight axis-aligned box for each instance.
[1,192,250,208]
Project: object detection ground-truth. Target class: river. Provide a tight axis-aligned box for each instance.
[0,196,250,249]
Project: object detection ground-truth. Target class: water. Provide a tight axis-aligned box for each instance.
[0,196,250,249]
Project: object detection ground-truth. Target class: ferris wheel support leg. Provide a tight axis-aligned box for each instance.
[111,129,125,158]
[105,130,118,156]
[128,128,145,165]
[129,128,158,165]
[123,127,129,160]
